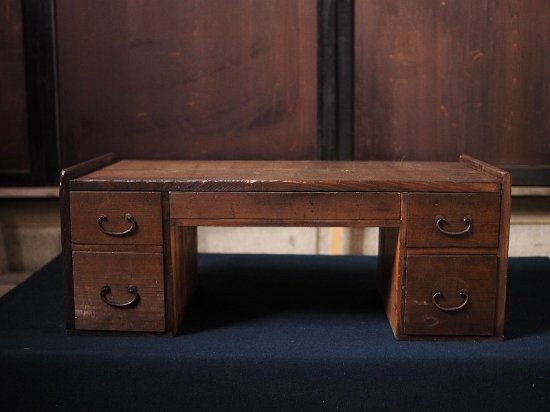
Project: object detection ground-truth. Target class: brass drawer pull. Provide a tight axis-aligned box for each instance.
[435,215,472,236]
[100,285,140,308]
[97,213,137,236]
[432,289,470,312]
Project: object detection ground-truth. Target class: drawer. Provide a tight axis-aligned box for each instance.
[72,251,165,332]
[404,255,497,336]
[407,193,500,248]
[170,192,401,221]
[70,191,162,245]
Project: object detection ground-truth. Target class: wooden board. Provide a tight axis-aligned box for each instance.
[354,0,550,165]
[71,160,502,193]
[70,191,163,245]
[407,193,501,248]
[56,0,318,165]
[404,255,497,336]
[72,251,165,332]
[170,192,400,221]
[0,0,29,171]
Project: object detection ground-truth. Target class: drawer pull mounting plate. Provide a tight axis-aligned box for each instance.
[431,289,470,312]
[435,215,472,236]
[100,285,140,308]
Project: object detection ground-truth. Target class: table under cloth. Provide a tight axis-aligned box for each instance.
[0,254,549,411]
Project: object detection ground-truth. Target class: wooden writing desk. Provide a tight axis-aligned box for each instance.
[60,155,510,340]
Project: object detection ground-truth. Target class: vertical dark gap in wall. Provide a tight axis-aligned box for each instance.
[22,0,59,185]
[317,0,337,160]
[335,0,354,160]
[318,0,354,161]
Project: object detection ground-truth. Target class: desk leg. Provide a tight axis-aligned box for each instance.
[378,226,407,339]
[169,224,198,335]
[378,194,408,339]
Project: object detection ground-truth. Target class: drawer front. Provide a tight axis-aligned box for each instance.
[70,191,162,245]
[170,192,401,221]
[73,251,165,332]
[404,255,497,336]
[407,193,500,248]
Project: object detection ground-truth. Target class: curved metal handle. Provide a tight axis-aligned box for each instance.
[100,285,140,308]
[431,289,470,312]
[97,213,137,236]
[435,215,472,236]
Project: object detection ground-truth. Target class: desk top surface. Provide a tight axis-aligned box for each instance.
[71,158,504,192]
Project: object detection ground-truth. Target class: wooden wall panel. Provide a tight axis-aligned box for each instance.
[0,0,29,171]
[56,0,317,165]
[355,0,550,165]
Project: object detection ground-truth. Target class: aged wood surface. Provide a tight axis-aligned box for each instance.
[62,155,510,339]
[59,153,117,330]
[462,154,511,337]
[407,247,499,256]
[71,160,501,193]
[354,0,550,165]
[171,218,401,228]
[70,191,163,245]
[404,255,497,336]
[72,244,164,253]
[378,194,407,338]
[496,171,512,338]
[0,0,29,171]
[407,193,501,248]
[170,192,400,221]
[72,251,165,332]
[56,0,317,165]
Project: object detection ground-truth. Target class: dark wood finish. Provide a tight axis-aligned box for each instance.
[503,165,550,187]
[354,0,550,170]
[170,192,400,221]
[378,227,399,335]
[335,0,354,160]
[0,0,60,186]
[72,244,164,253]
[404,255,497,336]
[460,155,511,338]
[56,0,317,165]
[0,0,29,172]
[70,191,162,245]
[59,153,117,330]
[407,193,501,248]
[22,0,58,185]
[378,193,408,338]
[161,192,175,334]
[316,0,353,161]
[497,170,512,338]
[5,0,547,185]
[317,0,337,160]
[62,156,510,340]
[73,251,165,332]
[407,247,499,256]
[71,160,502,193]
[496,171,512,338]
[172,218,400,228]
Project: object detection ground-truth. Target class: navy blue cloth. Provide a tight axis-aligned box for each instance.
[0,254,549,411]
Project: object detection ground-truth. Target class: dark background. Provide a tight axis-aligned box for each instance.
[1,0,549,185]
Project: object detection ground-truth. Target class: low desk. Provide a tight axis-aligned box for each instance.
[60,155,510,340]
